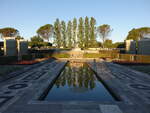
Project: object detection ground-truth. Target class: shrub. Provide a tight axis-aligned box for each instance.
[22,55,33,60]
[52,53,70,58]
[0,56,18,64]
[0,50,4,56]
[83,53,100,58]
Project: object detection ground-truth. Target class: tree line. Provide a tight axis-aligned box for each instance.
[4,17,150,49]
[36,17,113,49]
[1,20,150,49]
[0,17,113,49]
[36,17,98,48]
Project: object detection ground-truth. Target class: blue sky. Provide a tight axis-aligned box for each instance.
[0,0,150,42]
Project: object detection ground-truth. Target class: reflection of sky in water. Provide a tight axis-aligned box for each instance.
[45,62,115,101]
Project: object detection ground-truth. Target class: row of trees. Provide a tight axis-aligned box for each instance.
[0,18,115,49]
[36,17,113,48]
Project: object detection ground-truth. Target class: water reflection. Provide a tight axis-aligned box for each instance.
[55,63,96,92]
[45,62,114,101]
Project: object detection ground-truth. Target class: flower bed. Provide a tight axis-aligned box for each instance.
[13,58,49,65]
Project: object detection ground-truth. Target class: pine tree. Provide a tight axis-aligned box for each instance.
[61,21,67,48]
[54,18,61,48]
[97,24,113,48]
[36,24,53,42]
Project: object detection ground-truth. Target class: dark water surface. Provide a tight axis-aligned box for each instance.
[44,62,115,101]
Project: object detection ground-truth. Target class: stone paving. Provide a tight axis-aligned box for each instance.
[0,59,150,113]
[88,61,150,113]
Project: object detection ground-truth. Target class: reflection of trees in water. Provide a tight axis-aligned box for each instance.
[55,63,96,90]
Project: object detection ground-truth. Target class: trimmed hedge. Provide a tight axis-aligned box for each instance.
[0,50,3,56]
[83,53,118,58]
[22,55,33,60]
[0,56,18,64]
[52,53,70,58]
[83,53,101,58]
[99,50,120,54]
[83,53,150,63]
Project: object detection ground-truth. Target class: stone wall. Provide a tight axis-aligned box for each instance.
[138,38,150,55]
[125,40,136,54]
[4,37,28,56]
[17,40,28,55]
[4,37,17,56]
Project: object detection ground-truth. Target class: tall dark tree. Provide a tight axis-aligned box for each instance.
[72,18,77,47]
[67,21,73,48]
[84,16,90,48]
[89,17,97,47]
[31,35,44,42]
[78,17,84,48]
[29,35,44,48]
[61,21,67,48]
[36,24,53,41]
[97,24,113,48]
[54,19,62,48]
[0,27,19,38]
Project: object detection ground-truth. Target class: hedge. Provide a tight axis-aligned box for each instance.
[0,56,18,64]
[52,53,70,58]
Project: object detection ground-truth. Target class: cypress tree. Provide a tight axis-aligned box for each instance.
[53,18,61,48]
[67,21,73,48]
[84,16,90,48]
[78,17,84,48]
[73,18,77,47]
[89,17,97,47]
[61,21,67,48]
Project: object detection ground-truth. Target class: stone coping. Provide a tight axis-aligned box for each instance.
[0,60,150,113]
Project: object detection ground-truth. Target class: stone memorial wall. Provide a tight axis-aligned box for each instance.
[17,40,28,55]
[125,40,136,54]
[4,37,17,56]
[4,37,28,56]
[138,38,150,55]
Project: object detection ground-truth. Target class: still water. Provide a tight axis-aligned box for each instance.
[44,62,115,101]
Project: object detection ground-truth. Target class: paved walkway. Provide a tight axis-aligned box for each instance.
[88,61,150,113]
[0,60,149,113]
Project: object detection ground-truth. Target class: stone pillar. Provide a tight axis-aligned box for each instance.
[4,37,17,56]
[17,40,28,61]
[17,40,28,55]
[125,40,136,54]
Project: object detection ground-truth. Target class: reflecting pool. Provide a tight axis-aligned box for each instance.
[44,62,115,101]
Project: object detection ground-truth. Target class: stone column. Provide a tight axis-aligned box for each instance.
[17,40,28,61]
[4,37,17,56]
[125,40,136,54]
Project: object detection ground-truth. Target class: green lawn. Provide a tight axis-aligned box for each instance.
[126,65,150,75]
[0,65,25,77]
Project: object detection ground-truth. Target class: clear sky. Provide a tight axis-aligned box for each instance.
[0,0,150,42]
